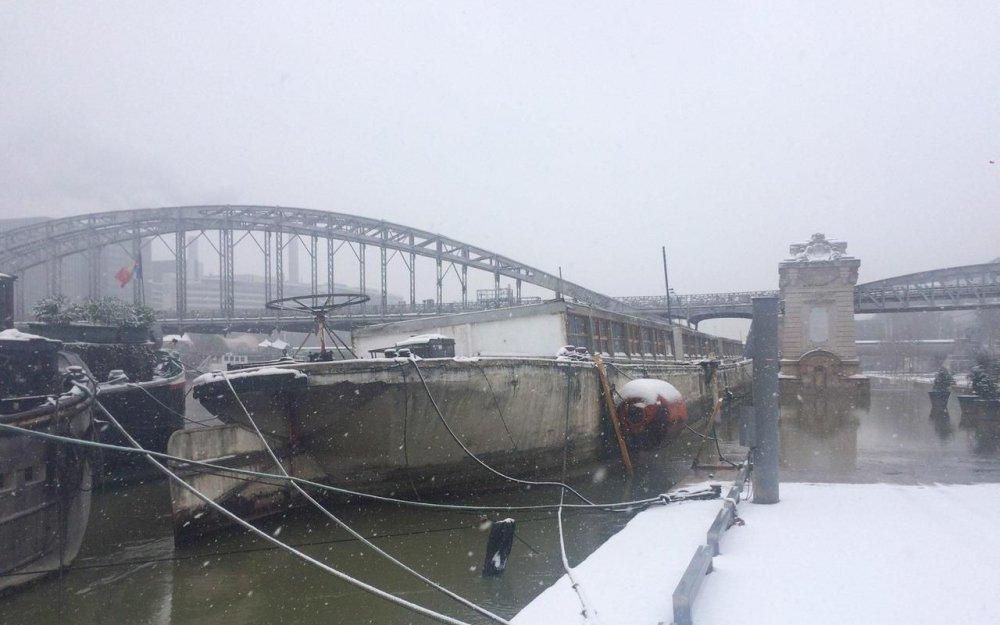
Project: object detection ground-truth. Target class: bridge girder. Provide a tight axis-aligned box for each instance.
[617,291,779,323]
[0,205,630,314]
[857,262,1000,290]
[855,262,1000,314]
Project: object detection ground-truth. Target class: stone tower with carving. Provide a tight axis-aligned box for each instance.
[778,233,868,399]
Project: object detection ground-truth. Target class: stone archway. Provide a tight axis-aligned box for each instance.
[797,349,843,391]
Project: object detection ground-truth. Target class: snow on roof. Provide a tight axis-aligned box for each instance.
[258,339,273,348]
[163,333,192,344]
[619,378,683,406]
[394,333,452,347]
[0,328,54,342]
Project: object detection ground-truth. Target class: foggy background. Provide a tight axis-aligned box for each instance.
[3,1,998,311]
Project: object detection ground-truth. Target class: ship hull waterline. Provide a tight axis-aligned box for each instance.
[174,357,752,538]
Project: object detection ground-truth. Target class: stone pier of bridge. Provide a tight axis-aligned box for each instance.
[777,233,869,403]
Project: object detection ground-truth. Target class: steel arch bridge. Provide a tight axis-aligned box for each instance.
[617,291,780,325]
[0,205,632,320]
[854,262,1000,313]
[618,262,1000,324]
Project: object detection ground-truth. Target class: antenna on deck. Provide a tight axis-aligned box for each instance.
[265,292,370,360]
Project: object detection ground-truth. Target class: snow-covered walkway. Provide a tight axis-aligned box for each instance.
[513,482,1000,625]
[512,492,723,625]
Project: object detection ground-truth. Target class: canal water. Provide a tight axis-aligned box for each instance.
[2,383,998,624]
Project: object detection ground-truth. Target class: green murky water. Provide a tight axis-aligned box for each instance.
[1,398,713,625]
[4,384,997,624]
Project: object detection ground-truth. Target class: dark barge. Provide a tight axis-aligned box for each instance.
[0,329,95,593]
[25,324,187,482]
[94,351,186,482]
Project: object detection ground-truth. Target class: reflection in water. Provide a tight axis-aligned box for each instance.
[971,419,1000,455]
[930,413,953,441]
[779,393,861,481]
[775,384,1000,484]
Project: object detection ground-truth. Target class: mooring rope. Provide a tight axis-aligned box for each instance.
[216,371,514,625]
[84,398,479,625]
[557,486,600,623]
[409,359,597,505]
[557,373,600,623]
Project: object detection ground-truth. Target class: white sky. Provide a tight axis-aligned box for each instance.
[3,1,999,303]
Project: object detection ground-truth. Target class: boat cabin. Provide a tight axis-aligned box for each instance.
[353,301,744,361]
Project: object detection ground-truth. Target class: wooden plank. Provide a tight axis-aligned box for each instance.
[592,354,634,477]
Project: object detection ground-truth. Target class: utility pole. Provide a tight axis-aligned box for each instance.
[662,246,672,322]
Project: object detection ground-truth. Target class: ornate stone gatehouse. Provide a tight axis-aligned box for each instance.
[778,234,869,402]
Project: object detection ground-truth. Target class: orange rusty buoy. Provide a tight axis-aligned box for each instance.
[615,379,687,449]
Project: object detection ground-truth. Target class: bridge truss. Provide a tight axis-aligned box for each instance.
[855,262,1000,314]
[0,205,630,320]
[616,291,780,325]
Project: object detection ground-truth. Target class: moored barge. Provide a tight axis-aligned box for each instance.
[26,323,188,482]
[0,329,95,593]
[176,302,750,537]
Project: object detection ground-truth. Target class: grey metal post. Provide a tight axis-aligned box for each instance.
[88,246,102,299]
[408,234,416,311]
[11,266,25,320]
[175,230,187,318]
[461,248,469,309]
[310,235,318,296]
[218,230,225,314]
[47,256,61,297]
[751,296,780,504]
[358,242,366,312]
[379,236,387,317]
[219,226,234,318]
[275,229,284,304]
[132,232,144,306]
[263,229,272,304]
[435,241,443,313]
[326,236,336,295]
[662,245,672,322]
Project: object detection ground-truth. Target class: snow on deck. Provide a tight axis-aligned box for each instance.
[514,482,1000,625]
[512,494,725,625]
[0,328,51,342]
[697,483,1000,625]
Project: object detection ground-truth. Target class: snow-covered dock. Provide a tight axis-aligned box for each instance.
[514,482,1000,625]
